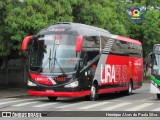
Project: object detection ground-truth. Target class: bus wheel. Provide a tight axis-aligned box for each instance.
[90,84,98,101]
[48,97,57,101]
[157,94,160,99]
[127,81,132,95]
[121,81,132,95]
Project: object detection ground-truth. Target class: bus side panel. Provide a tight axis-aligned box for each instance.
[94,54,128,94]
[94,54,143,94]
[102,54,128,89]
[125,56,143,90]
[94,54,108,85]
[132,57,143,89]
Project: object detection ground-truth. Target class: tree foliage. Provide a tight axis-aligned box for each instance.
[0,0,159,58]
[124,0,160,57]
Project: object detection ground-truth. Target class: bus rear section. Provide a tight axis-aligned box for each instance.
[21,22,143,101]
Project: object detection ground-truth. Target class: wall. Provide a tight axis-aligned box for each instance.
[0,58,28,88]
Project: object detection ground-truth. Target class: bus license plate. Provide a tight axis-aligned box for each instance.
[46,90,54,93]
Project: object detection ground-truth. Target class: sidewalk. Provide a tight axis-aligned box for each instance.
[0,88,28,98]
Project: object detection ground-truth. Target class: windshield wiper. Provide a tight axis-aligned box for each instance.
[36,48,52,73]
[49,48,52,69]
[54,58,66,75]
[52,47,66,75]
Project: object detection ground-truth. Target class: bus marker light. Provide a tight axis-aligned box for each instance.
[91,65,97,69]
[75,36,83,52]
[55,35,60,41]
[55,35,60,45]
[54,77,66,82]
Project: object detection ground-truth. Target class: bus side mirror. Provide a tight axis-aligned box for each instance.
[75,36,83,53]
[21,36,33,51]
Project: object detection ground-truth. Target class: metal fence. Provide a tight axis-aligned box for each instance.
[0,58,28,88]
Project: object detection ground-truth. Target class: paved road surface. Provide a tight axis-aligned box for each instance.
[0,83,159,120]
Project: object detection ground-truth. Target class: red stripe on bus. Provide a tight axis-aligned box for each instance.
[28,90,90,97]
[98,87,128,94]
[116,36,141,45]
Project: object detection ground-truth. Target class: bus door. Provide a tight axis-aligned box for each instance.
[80,36,100,89]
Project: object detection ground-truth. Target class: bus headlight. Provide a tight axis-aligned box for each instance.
[28,80,37,86]
[64,81,79,88]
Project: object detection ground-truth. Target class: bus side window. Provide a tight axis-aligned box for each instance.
[154,45,160,53]
[128,43,141,58]
[111,40,123,54]
[119,40,128,55]
[101,36,109,49]
[83,36,100,48]
[83,36,100,66]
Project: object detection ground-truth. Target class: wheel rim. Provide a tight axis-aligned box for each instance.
[91,85,96,98]
[128,82,132,94]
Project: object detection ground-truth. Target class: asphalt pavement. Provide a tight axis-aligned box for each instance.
[0,82,159,120]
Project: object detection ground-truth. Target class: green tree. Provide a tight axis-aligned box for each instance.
[0,0,159,58]
[0,0,9,56]
[0,0,74,57]
[142,8,160,56]
[117,0,160,57]
[3,0,54,56]
[72,0,128,36]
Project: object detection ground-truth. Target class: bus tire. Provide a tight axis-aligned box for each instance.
[126,81,133,95]
[90,83,98,101]
[48,97,57,101]
[157,94,160,99]
[121,81,132,95]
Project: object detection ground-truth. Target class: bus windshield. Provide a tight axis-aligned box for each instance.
[153,54,160,75]
[30,34,80,73]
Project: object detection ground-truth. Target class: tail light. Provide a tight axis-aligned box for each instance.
[30,72,53,86]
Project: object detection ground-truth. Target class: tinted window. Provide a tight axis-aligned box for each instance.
[154,45,160,53]
[101,36,109,48]
[83,36,100,48]
[128,43,142,58]
[111,39,142,57]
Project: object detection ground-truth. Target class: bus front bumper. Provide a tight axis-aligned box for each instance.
[28,90,90,97]
[150,83,160,93]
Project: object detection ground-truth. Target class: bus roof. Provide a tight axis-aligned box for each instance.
[39,22,111,36]
[39,22,141,45]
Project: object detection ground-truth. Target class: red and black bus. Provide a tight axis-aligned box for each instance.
[21,22,143,101]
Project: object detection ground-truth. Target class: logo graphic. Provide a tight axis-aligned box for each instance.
[126,6,146,24]
[2,112,12,117]
[131,8,141,17]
